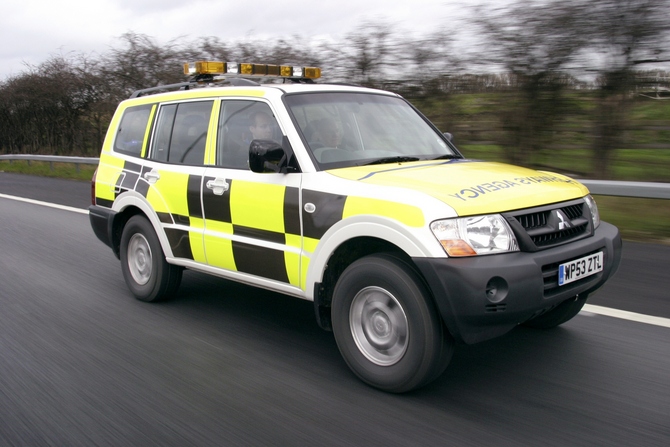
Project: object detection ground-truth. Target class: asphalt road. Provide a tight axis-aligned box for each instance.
[1,172,669,446]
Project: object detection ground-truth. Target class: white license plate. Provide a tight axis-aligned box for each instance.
[558,252,604,286]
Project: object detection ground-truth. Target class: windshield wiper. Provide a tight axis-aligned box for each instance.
[431,154,459,160]
[364,156,420,166]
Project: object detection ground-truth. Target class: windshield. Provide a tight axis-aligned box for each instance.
[285,92,459,168]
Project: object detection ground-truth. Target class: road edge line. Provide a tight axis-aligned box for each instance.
[582,304,670,328]
[0,193,88,215]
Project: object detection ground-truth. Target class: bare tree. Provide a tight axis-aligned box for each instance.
[0,54,103,155]
[580,0,670,178]
[324,21,398,87]
[100,32,189,97]
[191,36,234,62]
[470,0,589,166]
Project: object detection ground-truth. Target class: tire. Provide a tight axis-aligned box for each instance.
[331,254,454,393]
[522,294,587,329]
[119,215,182,302]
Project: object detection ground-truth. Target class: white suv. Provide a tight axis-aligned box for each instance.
[89,62,622,392]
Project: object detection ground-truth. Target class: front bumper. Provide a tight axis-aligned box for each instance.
[414,222,622,344]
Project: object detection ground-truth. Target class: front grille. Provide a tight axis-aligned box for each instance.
[562,203,584,220]
[531,223,589,247]
[504,199,592,252]
[516,211,548,229]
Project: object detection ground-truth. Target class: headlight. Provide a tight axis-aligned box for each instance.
[584,195,600,229]
[430,214,519,257]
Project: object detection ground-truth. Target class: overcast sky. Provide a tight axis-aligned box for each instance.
[0,0,482,81]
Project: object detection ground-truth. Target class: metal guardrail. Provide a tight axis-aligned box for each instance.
[579,180,670,200]
[0,154,98,173]
[1,154,669,199]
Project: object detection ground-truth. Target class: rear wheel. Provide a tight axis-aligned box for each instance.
[522,294,587,329]
[120,215,182,302]
[332,254,453,393]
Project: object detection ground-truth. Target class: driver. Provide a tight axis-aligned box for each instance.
[249,111,275,141]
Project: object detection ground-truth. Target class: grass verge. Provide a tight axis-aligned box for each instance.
[0,160,97,182]
[595,196,670,245]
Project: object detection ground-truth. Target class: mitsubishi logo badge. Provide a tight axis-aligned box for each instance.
[555,210,572,230]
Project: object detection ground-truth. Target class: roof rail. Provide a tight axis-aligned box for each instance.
[129,82,194,98]
[128,76,264,98]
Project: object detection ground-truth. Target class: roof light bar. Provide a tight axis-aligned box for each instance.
[183,61,321,79]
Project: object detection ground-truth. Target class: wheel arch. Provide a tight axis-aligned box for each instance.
[310,225,439,332]
[109,192,171,259]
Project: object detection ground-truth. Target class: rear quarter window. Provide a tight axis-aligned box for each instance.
[150,100,213,165]
[114,104,153,157]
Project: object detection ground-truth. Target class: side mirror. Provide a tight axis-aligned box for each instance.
[443,132,454,143]
[249,139,287,173]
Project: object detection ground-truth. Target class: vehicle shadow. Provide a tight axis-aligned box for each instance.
[159,269,597,399]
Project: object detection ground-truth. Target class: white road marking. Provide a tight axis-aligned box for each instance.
[581,304,670,329]
[0,192,88,215]
[3,192,669,329]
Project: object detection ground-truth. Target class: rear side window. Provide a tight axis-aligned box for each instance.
[150,101,213,165]
[114,104,153,157]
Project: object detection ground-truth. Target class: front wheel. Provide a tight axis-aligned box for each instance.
[332,254,453,393]
[120,215,182,302]
[522,294,587,329]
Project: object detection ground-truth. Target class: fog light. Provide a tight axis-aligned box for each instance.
[485,277,508,303]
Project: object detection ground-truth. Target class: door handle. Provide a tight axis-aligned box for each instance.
[143,170,160,183]
[206,178,229,196]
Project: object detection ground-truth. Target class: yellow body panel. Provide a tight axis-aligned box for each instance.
[284,233,302,287]
[300,237,321,290]
[203,220,236,269]
[145,170,190,216]
[95,153,127,202]
[140,106,157,158]
[343,196,424,227]
[189,217,207,263]
[230,180,286,233]
[205,101,221,166]
[329,160,589,216]
[119,89,265,108]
